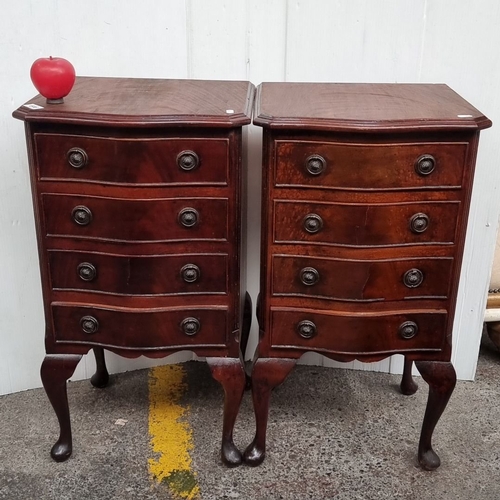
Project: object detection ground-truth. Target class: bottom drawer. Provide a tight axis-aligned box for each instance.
[52,304,228,349]
[270,308,447,355]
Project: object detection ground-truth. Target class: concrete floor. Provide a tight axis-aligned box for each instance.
[1,335,500,500]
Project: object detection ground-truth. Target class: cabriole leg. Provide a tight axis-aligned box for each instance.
[400,356,418,395]
[206,357,246,467]
[244,358,296,466]
[414,360,456,470]
[40,354,82,462]
[90,347,109,388]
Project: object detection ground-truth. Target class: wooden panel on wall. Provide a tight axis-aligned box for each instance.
[187,0,248,79]
[1,0,500,394]
[285,0,426,82]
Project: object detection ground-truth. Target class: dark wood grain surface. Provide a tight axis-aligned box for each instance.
[255,83,491,131]
[248,82,490,469]
[14,77,254,127]
[269,308,447,354]
[271,255,453,302]
[14,77,254,464]
[36,133,230,186]
[52,303,229,349]
[274,140,467,190]
[49,250,228,296]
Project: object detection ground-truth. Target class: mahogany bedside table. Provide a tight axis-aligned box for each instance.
[244,82,491,470]
[13,77,254,466]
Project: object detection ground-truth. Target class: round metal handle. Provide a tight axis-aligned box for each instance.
[305,154,326,176]
[303,213,324,234]
[77,262,97,282]
[181,264,200,283]
[415,154,436,176]
[403,268,424,288]
[297,320,317,339]
[80,315,99,334]
[177,150,200,171]
[72,205,93,226]
[67,148,89,169]
[300,267,320,286]
[409,213,429,234]
[178,208,199,228]
[181,317,200,336]
[399,321,418,340]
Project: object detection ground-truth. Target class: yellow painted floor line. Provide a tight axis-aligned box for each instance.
[148,365,200,499]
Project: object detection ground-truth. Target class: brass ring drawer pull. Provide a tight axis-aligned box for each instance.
[80,315,99,334]
[181,317,200,336]
[409,213,429,234]
[297,320,317,339]
[399,321,418,339]
[72,205,93,226]
[300,267,320,286]
[77,262,97,282]
[303,213,323,234]
[415,154,436,176]
[181,264,200,283]
[67,147,89,169]
[305,154,326,176]
[403,268,423,288]
[178,207,199,228]
[177,150,200,171]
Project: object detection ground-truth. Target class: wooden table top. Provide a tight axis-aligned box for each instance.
[13,77,255,128]
[254,82,491,132]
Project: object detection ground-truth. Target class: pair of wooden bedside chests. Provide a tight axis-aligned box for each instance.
[13,78,491,470]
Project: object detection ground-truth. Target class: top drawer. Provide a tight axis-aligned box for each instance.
[274,140,467,190]
[35,133,229,186]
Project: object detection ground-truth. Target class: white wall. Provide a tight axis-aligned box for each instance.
[1,1,500,394]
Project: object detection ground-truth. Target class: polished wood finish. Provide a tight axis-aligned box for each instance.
[14,77,253,128]
[43,194,229,243]
[275,140,467,190]
[269,309,447,353]
[40,355,82,461]
[243,358,296,466]
[250,82,490,469]
[51,304,229,349]
[254,83,491,132]
[415,361,457,470]
[272,255,453,301]
[49,250,228,296]
[273,200,460,247]
[206,357,247,466]
[14,77,254,462]
[400,357,418,396]
[90,347,109,388]
[36,134,230,186]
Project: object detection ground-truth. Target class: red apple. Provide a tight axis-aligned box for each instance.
[30,56,76,103]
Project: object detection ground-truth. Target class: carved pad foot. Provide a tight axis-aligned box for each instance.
[243,439,265,467]
[221,441,243,467]
[419,447,441,471]
[51,439,73,462]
